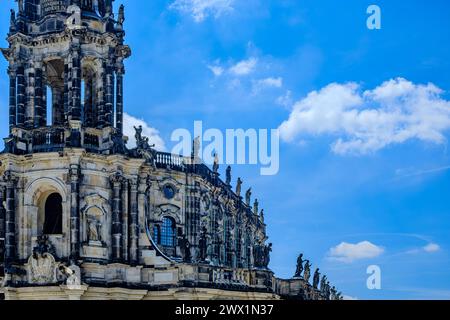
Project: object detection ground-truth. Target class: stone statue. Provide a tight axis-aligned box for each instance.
[325,281,331,299]
[303,260,311,283]
[199,227,208,262]
[10,9,15,28]
[330,286,337,300]
[294,253,304,278]
[226,166,231,185]
[236,178,243,197]
[313,268,320,289]
[179,235,191,263]
[87,216,101,243]
[118,4,125,25]
[253,199,259,215]
[320,275,327,292]
[260,209,265,223]
[17,0,24,13]
[245,188,252,206]
[134,125,143,147]
[213,153,219,173]
[262,243,272,268]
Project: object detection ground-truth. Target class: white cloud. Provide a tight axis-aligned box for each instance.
[423,243,440,253]
[229,58,258,76]
[123,113,166,151]
[169,0,235,22]
[342,295,359,300]
[276,90,293,109]
[328,241,384,263]
[252,77,283,94]
[278,78,450,155]
[208,65,224,76]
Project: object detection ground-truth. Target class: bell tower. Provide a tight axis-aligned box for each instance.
[3,0,130,154]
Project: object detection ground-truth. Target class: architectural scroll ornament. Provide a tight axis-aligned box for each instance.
[27,236,58,285]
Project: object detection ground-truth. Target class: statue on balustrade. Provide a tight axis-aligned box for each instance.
[303,260,311,283]
[313,268,320,289]
[294,253,304,278]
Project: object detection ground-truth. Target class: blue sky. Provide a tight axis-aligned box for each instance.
[1,0,450,299]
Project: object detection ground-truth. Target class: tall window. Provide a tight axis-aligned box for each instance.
[153,225,160,244]
[161,217,176,247]
[43,193,63,235]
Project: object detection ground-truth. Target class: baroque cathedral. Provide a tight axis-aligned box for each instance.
[0,0,341,300]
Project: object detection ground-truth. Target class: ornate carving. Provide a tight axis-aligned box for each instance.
[27,236,58,285]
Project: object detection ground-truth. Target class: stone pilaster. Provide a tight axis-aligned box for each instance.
[8,67,17,133]
[96,63,106,128]
[0,185,5,263]
[104,62,114,127]
[25,64,35,128]
[110,172,124,262]
[63,62,70,125]
[129,178,139,264]
[3,171,17,265]
[34,65,45,127]
[121,179,129,261]
[115,67,124,134]
[16,66,26,127]
[69,165,81,260]
[69,47,82,122]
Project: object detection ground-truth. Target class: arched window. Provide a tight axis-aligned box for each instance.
[153,225,160,244]
[161,217,176,247]
[43,193,63,235]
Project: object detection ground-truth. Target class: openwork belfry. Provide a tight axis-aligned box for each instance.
[0,1,340,300]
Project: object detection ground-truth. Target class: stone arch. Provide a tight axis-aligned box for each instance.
[23,177,69,258]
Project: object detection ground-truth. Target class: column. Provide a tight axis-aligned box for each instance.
[34,66,45,127]
[83,78,94,127]
[16,66,25,126]
[69,51,81,121]
[0,186,5,264]
[96,63,105,128]
[121,179,129,261]
[4,172,17,264]
[104,63,114,127]
[63,62,70,124]
[25,64,35,128]
[115,62,124,134]
[8,67,17,133]
[129,178,138,264]
[69,165,81,261]
[110,173,123,262]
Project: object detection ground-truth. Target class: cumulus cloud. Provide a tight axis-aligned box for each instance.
[169,0,235,22]
[423,243,440,253]
[229,58,258,76]
[328,241,384,263]
[123,113,166,151]
[278,78,450,155]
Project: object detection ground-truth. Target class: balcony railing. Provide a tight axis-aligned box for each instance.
[31,128,65,153]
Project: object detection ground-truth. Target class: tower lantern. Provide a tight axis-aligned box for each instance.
[3,0,130,154]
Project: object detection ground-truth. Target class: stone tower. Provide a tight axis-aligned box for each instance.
[0,1,335,301]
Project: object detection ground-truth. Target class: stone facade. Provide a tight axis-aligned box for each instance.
[0,1,338,301]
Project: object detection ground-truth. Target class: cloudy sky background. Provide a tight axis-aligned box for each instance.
[1,0,450,299]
